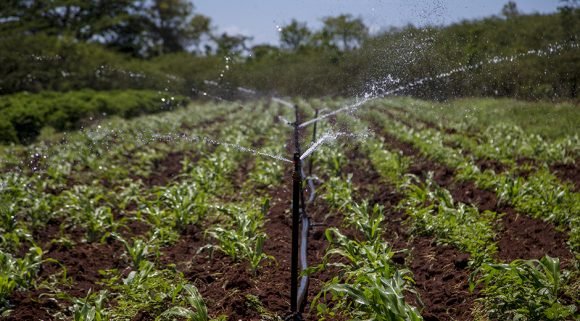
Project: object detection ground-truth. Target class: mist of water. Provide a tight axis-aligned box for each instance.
[298,41,579,128]
[278,115,294,127]
[271,97,295,109]
[300,131,370,161]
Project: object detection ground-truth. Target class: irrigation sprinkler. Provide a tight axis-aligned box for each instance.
[194,82,331,318]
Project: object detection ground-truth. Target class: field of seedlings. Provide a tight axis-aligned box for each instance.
[0,97,578,321]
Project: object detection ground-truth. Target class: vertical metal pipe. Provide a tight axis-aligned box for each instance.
[291,152,301,314]
[308,109,319,177]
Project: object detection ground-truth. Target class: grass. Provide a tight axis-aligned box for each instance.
[390,97,580,140]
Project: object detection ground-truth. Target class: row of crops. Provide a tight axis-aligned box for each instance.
[0,96,578,320]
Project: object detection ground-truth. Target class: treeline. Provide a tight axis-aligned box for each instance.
[1,1,579,100]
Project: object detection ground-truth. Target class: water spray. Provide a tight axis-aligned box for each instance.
[297,41,579,129]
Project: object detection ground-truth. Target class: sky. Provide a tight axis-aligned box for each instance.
[195,0,562,45]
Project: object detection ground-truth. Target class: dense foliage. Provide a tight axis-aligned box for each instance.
[0,90,188,144]
[1,1,578,99]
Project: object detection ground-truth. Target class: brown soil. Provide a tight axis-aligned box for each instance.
[409,237,475,321]
[4,240,126,321]
[344,145,476,321]
[144,151,186,186]
[3,288,61,321]
[550,162,579,193]
[156,171,342,320]
[476,158,508,174]
[496,209,573,266]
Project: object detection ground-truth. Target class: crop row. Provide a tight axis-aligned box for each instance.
[0,100,295,319]
[361,102,579,254]
[1,97,578,320]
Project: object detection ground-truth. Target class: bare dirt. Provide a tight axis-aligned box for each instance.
[550,161,580,193]
[144,151,187,187]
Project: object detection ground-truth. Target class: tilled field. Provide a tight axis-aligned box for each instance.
[0,98,578,321]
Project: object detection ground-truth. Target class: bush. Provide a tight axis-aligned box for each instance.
[0,118,17,144]
[0,90,189,144]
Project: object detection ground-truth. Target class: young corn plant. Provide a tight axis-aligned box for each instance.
[322,175,353,211]
[0,173,36,251]
[203,199,273,274]
[70,290,110,321]
[402,174,498,266]
[248,149,284,189]
[0,203,29,252]
[317,228,422,321]
[159,181,208,231]
[86,206,124,243]
[0,247,45,311]
[316,143,347,177]
[475,255,577,321]
[365,138,409,184]
[103,261,213,320]
[159,284,209,321]
[344,201,385,242]
[114,235,154,270]
[316,175,421,320]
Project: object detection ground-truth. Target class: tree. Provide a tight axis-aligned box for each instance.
[145,0,212,55]
[0,0,141,41]
[187,14,212,54]
[0,0,212,57]
[251,44,280,60]
[321,14,368,51]
[558,0,580,42]
[213,32,251,57]
[501,1,520,19]
[279,19,311,51]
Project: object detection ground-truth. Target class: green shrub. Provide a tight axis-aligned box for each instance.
[0,90,189,144]
[0,118,18,144]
